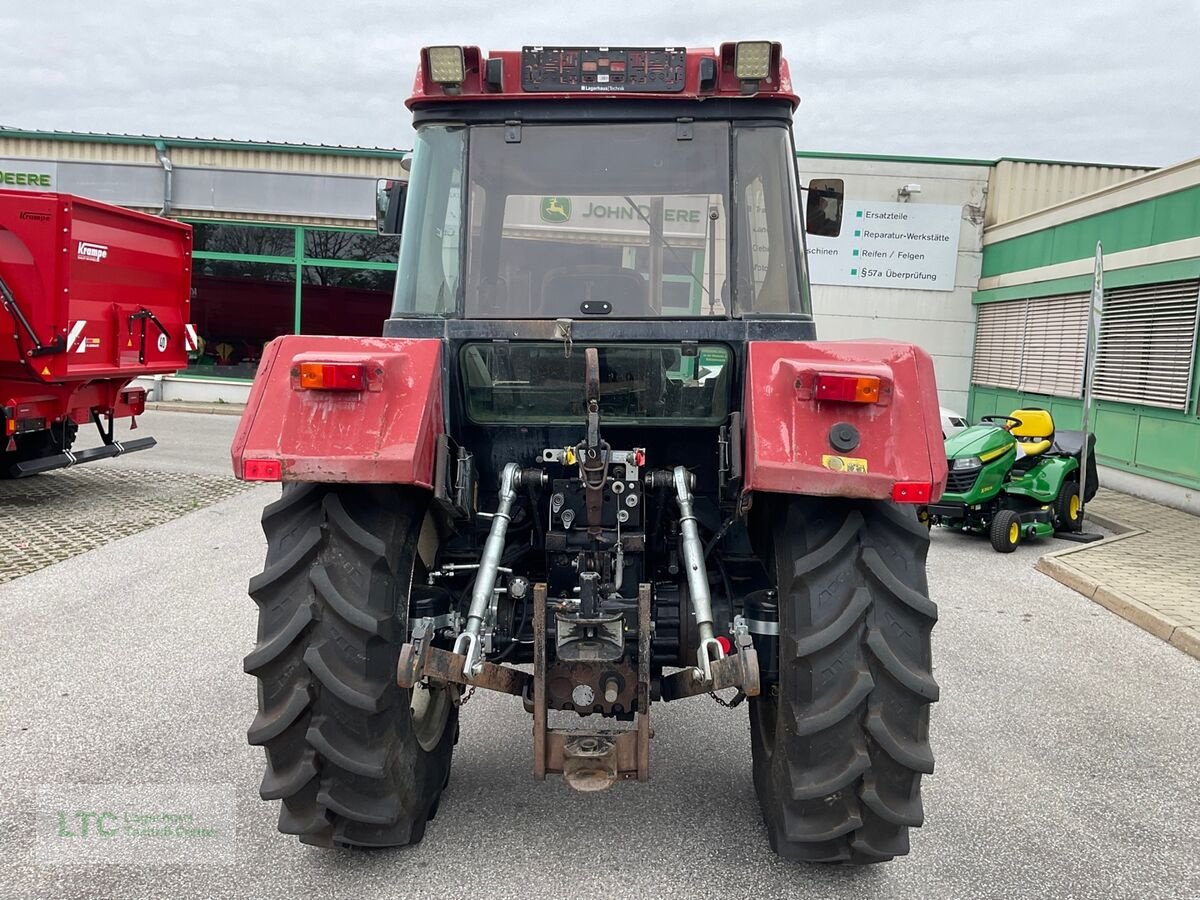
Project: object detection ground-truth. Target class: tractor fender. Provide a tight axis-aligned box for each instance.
[231,335,443,486]
[742,340,947,503]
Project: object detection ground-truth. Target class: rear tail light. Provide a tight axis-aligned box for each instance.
[122,388,147,416]
[243,459,282,481]
[815,373,881,404]
[892,481,933,503]
[3,408,14,438]
[297,362,366,391]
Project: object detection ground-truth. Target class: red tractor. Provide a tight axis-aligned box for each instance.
[233,42,945,863]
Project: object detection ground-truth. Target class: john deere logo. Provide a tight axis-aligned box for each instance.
[541,197,571,223]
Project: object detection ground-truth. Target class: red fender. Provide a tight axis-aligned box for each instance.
[231,335,443,486]
[743,340,947,503]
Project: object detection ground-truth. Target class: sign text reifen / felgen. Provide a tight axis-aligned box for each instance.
[806,201,963,292]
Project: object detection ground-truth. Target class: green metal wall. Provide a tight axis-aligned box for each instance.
[981,184,1200,277]
[970,181,1200,491]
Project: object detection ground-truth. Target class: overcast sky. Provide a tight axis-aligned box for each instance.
[2,1,1197,166]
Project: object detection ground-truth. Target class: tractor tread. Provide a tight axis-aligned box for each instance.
[306,716,387,779]
[750,497,937,866]
[865,701,936,773]
[247,683,311,746]
[243,600,319,675]
[303,641,388,713]
[310,563,390,635]
[259,754,318,801]
[246,484,456,849]
[859,771,925,826]
[865,626,940,700]
[789,668,874,736]
[248,526,322,599]
[786,742,872,800]
[317,783,402,827]
[791,510,863,578]
[792,586,873,657]
[861,547,938,619]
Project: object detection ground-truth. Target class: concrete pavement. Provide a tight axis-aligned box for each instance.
[1038,487,1200,659]
[1,412,1198,898]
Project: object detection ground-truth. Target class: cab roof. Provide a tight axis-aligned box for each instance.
[407,44,800,111]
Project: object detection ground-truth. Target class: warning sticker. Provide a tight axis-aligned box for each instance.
[822,454,868,473]
[157,333,169,353]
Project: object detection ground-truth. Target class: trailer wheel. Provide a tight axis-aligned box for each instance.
[245,483,456,848]
[749,496,938,864]
[989,509,1021,553]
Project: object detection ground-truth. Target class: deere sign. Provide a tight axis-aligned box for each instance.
[0,160,55,190]
[522,195,708,240]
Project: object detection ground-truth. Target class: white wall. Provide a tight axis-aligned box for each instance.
[797,156,990,412]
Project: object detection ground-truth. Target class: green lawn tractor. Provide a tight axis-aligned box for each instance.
[924,408,1098,552]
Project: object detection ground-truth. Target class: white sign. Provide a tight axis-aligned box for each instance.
[504,195,712,243]
[0,158,56,190]
[807,201,962,291]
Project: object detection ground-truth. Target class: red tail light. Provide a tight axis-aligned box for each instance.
[815,373,881,403]
[297,362,366,391]
[892,481,933,503]
[243,459,282,481]
[122,388,147,417]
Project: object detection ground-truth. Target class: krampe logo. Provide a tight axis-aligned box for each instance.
[77,241,108,262]
[540,197,571,223]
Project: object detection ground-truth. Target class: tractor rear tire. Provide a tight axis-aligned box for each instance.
[749,496,938,864]
[245,483,456,848]
[989,509,1021,553]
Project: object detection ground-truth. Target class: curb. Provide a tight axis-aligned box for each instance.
[145,401,245,417]
[1036,518,1199,662]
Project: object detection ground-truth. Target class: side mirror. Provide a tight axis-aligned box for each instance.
[376,178,408,235]
[805,177,844,238]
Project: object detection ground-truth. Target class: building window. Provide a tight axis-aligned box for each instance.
[193,223,297,258]
[970,291,1089,397]
[186,260,296,379]
[184,220,401,379]
[301,266,397,335]
[1092,279,1200,412]
[303,229,398,263]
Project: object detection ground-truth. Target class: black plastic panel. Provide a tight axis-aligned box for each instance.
[521,46,686,93]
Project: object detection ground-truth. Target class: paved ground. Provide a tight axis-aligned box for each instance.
[1038,488,1200,658]
[0,412,253,583]
[2,412,1198,899]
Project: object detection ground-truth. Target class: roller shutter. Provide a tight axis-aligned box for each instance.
[1092,279,1200,411]
[971,299,1026,389]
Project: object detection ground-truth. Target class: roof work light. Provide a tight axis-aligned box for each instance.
[734,41,773,80]
[426,46,466,84]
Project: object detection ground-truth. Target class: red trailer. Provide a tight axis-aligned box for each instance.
[0,189,194,476]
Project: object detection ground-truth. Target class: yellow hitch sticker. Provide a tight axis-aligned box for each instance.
[822,454,868,473]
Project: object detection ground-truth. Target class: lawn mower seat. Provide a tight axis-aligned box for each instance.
[1009,408,1055,459]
